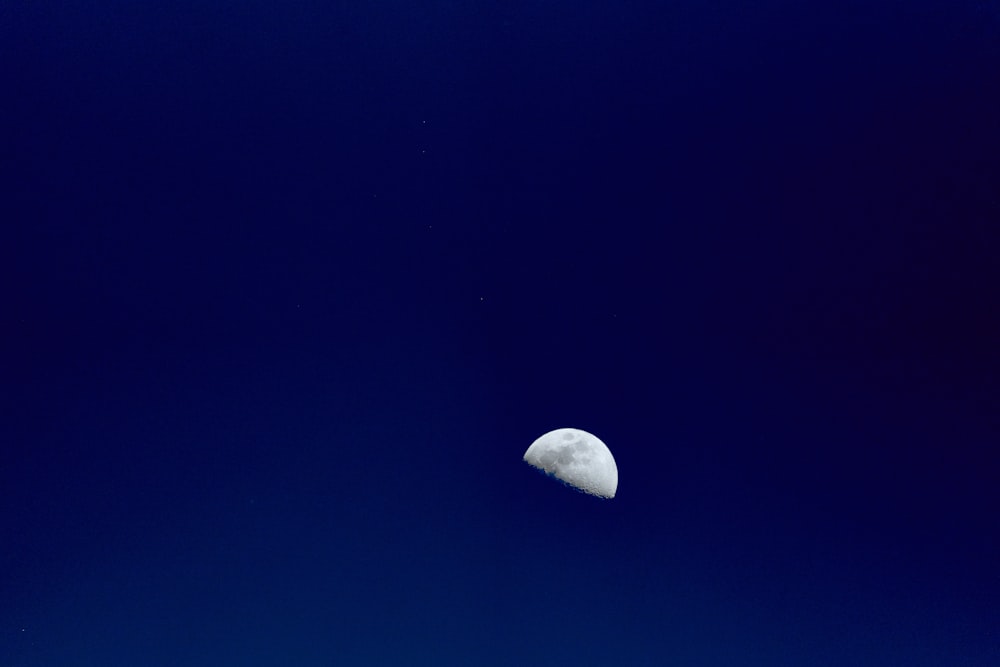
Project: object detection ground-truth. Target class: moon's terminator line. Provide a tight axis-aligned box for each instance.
[523,427,618,499]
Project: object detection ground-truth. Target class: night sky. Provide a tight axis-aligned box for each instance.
[3,1,999,665]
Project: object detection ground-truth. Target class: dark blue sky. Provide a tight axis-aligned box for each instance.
[3,1,999,665]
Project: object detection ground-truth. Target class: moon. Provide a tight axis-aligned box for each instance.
[523,427,618,499]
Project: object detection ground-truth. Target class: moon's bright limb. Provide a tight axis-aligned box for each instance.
[523,427,618,499]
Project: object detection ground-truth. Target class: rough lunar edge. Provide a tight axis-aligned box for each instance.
[523,458,615,500]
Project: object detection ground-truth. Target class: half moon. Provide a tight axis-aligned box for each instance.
[523,427,618,499]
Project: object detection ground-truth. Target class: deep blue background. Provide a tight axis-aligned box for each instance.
[3,1,999,664]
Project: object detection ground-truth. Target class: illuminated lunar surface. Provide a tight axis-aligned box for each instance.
[523,427,618,499]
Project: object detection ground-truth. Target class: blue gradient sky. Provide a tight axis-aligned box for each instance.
[3,1,998,664]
